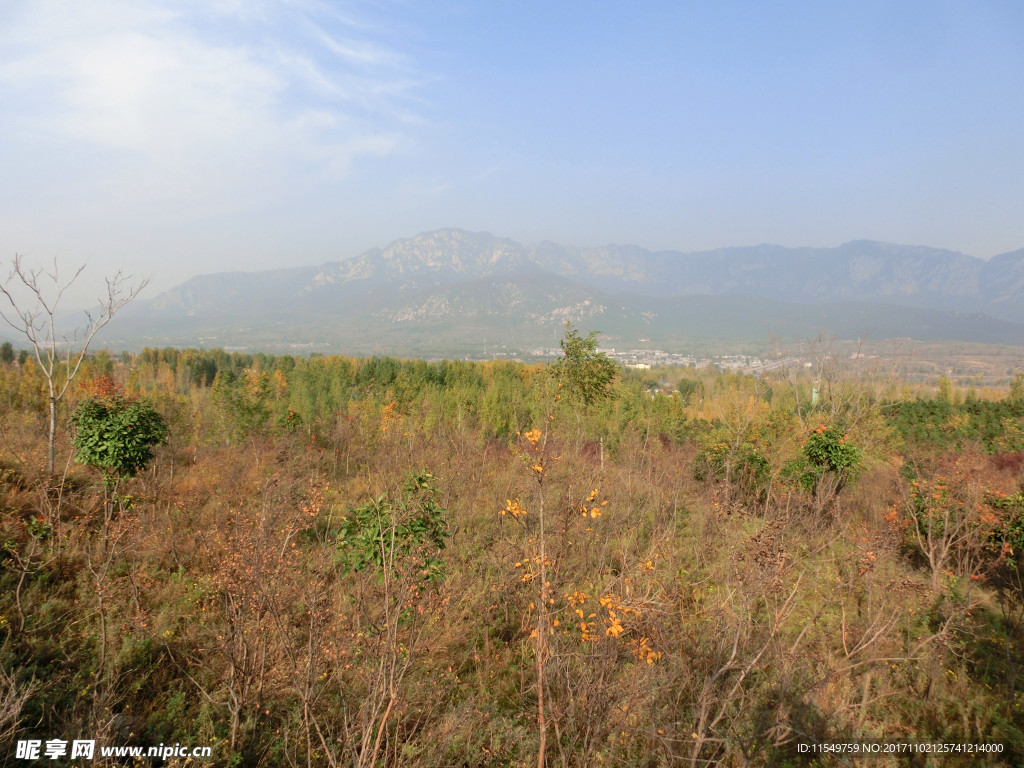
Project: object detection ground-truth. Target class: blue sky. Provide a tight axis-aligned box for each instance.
[2,0,1023,303]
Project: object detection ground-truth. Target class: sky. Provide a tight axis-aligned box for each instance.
[2,0,1023,306]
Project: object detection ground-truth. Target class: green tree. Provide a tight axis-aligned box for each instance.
[210,370,271,444]
[91,349,114,377]
[0,341,13,364]
[70,394,168,486]
[481,365,532,438]
[676,376,703,406]
[788,423,862,513]
[553,322,617,408]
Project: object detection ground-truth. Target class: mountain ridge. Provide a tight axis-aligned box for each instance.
[111,229,1024,353]
[149,228,1022,314]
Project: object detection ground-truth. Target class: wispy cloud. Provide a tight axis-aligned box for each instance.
[0,0,420,220]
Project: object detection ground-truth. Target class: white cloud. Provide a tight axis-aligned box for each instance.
[0,0,419,226]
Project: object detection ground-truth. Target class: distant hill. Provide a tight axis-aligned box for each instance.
[107,229,1024,353]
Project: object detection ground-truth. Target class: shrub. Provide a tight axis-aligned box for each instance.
[336,470,449,584]
[70,393,168,485]
[784,424,862,512]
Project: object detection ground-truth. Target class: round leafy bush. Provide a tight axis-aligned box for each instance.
[70,394,168,483]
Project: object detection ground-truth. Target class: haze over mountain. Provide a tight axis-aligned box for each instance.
[109,229,1024,355]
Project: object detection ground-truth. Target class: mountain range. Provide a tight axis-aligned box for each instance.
[106,229,1024,354]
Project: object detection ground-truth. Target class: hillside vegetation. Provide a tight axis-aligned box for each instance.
[1,331,1024,766]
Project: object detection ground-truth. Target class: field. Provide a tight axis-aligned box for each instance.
[1,331,1024,767]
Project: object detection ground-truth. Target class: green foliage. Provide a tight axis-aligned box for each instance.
[676,376,703,406]
[354,356,402,391]
[887,396,1024,453]
[91,349,114,377]
[70,395,169,483]
[692,393,792,503]
[25,515,53,540]
[210,370,271,443]
[0,341,13,364]
[481,364,534,438]
[694,433,772,501]
[276,407,302,432]
[784,423,862,500]
[553,322,617,409]
[802,424,862,476]
[287,356,354,423]
[647,386,693,442]
[936,374,953,403]
[336,470,449,583]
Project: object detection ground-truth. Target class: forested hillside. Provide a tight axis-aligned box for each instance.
[1,332,1023,766]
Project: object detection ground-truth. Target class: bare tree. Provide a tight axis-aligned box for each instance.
[0,255,146,473]
[0,660,35,751]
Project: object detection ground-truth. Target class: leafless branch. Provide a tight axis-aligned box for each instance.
[0,254,147,473]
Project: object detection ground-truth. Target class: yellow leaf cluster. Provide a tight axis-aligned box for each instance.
[379,401,401,433]
[579,488,609,517]
[599,594,638,616]
[565,590,588,608]
[272,369,289,399]
[502,498,527,518]
[578,616,597,643]
[633,636,662,664]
